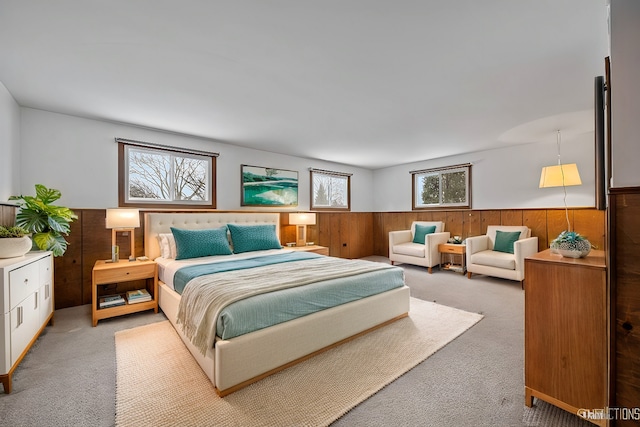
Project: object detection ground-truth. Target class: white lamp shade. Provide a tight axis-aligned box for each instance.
[539,164,582,188]
[105,208,140,229]
[288,213,316,225]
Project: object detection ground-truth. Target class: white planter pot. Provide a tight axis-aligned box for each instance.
[0,236,33,259]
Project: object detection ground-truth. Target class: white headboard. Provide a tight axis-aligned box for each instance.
[144,212,281,260]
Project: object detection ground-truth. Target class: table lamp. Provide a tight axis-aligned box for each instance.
[105,208,140,261]
[288,213,316,247]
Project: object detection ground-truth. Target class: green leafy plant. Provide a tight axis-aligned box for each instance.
[9,184,77,256]
[551,230,588,245]
[0,225,29,238]
[551,230,593,257]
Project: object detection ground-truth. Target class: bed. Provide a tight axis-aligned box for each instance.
[144,212,410,396]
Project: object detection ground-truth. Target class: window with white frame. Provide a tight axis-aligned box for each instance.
[411,163,471,209]
[117,138,217,208]
[310,169,351,211]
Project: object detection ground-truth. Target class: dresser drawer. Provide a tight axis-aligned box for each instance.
[39,256,52,286]
[10,292,40,366]
[9,261,40,310]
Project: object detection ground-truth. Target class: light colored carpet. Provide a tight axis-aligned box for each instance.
[115,297,483,427]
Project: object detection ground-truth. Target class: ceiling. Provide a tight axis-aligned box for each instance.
[0,1,609,169]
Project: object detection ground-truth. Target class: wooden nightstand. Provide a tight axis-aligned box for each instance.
[438,243,466,274]
[288,245,329,256]
[91,259,158,327]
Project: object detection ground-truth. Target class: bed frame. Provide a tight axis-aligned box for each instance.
[144,212,410,396]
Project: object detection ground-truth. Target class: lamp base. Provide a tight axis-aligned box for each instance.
[295,225,307,247]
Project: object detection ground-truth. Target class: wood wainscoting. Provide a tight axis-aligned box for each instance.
[609,187,640,424]
[53,208,605,310]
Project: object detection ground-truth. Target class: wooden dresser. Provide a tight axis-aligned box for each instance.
[524,249,608,426]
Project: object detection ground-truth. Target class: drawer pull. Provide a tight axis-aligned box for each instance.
[24,278,29,285]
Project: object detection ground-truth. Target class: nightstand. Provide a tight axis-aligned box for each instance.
[91,259,158,326]
[288,245,329,256]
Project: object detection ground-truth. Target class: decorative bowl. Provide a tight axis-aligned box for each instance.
[552,239,591,259]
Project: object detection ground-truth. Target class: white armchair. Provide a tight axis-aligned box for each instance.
[389,221,450,273]
[466,225,539,285]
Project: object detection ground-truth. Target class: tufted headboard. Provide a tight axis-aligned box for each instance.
[144,212,281,260]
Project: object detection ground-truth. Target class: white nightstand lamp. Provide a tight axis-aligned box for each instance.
[289,213,316,247]
[106,208,140,261]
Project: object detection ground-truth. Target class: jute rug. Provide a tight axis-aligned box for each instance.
[115,297,483,427]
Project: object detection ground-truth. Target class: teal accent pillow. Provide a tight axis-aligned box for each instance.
[412,224,437,244]
[170,226,232,260]
[227,224,282,253]
[493,230,522,254]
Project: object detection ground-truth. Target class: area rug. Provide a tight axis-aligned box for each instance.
[115,297,483,427]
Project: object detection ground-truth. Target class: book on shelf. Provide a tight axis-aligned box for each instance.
[126,289,152,304]
[99,294,125,308]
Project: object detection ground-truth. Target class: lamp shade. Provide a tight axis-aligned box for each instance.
[105,208,140,229]
[539,164,582,188]
[288,213,316,225]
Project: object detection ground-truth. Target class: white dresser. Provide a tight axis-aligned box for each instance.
[0,251,54,393]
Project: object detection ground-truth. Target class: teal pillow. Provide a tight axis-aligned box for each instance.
[170,226,232,260]
[227,224,282,253]
[412,224,437,244]
[493,230,522,254]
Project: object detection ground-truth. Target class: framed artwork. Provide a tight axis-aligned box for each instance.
[241,165,298,207]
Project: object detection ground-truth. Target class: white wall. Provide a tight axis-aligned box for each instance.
[373,132,596,211]
[610,0,640,188]
[0,81,21,202]
[19,108,374,211]
[20,107,598,212]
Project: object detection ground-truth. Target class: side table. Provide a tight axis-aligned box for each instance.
[438,243,466,274]
[287,245,329,256]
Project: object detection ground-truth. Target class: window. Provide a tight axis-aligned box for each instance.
[117,138,218,208]
[411,163,471,209]
[310,168,351,211]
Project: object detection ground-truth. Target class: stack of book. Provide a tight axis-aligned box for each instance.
[126,289,152,304]
[99,294,125,309]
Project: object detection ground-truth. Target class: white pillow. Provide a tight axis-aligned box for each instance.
[157,233,177,259]
[157,234,170,258]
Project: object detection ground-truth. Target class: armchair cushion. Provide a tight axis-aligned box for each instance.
[471,250,516,270]
[493,230,522,254]
[393,242,426,258]
[412,224,437,244]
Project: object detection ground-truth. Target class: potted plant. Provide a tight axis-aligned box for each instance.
[0,225,32,258]
[550,230,592,258]
[9,184,77,257]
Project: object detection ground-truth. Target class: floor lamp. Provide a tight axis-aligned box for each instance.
[105,208,140,262]
[539,130,582,232]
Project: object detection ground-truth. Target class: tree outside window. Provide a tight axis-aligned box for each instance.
[118,139,217,208]
[310,169,351,211]
[412,164,471,209]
